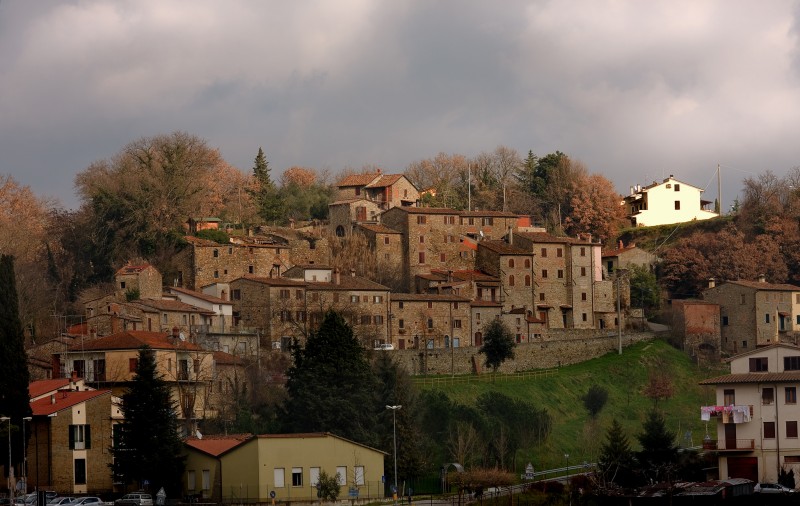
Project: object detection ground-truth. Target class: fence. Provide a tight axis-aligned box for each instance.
[221,481,386,503]
[411,369,557,387]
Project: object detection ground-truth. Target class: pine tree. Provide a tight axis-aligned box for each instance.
[597,419,636,489]
[478,319,515,374]
[249,147,284,224]
[0,255,32,477]
[112,346,185,496]
[636,410,678,483]
[282,311,379,446]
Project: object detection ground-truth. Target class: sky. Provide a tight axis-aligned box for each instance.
[2,1,800,211]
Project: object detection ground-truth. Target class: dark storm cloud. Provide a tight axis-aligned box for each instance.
[1,0,799,210]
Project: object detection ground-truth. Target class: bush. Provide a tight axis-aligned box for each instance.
[582,385,609,417]
[195,229,230,244]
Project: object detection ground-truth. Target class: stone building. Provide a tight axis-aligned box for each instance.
[703,277,800,354]
[602,241,659,275]
[355,223,403,265]
[328,198,382,236]
[28,381,121,495]
[173,236,291,290]
[672,299,721,362]
[470,300,503,346]
[389,293,471,350]
[334,171,419,208]
[84,296,216,337]
[475,239,535,313]
[114,263,162,299]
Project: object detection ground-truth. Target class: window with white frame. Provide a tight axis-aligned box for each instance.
[292,468,303,487]
[202,470,210,491]
[310,467,320,486]
[274,468,285,488]
[336,466,347,486]
[354,466,365,486]
[188,470,196,491]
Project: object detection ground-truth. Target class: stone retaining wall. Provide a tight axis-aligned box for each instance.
[391,331,656,375]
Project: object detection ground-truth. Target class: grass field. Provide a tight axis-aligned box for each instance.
[416,338,728,473]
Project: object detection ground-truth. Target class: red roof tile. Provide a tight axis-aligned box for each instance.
[391,293,471,303]
[213,350,244,365]
[167,286,229,304]
[726,280,800,291]
[364,174,404,188]
[356,223,402,234]
[184,434,254,457]
[29,378,71,399]
[66,330,203,352]
[30,389,111,416]
[478,240,530,255]
[130,298,216,314]
[336,172,381,187]
[115,264,154,275]
[699,372,800,385]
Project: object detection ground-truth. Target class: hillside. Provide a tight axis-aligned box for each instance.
[617,215,735,255]
[418,339,727,472]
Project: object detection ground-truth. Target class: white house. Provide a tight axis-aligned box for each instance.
[622,175,718,227]
[700,343,800,483]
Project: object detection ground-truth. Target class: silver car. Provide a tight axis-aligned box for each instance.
[754,483,796,494]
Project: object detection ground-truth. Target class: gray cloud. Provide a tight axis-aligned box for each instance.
[1,0,798,210]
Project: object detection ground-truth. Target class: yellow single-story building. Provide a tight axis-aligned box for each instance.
[183,432,386,502]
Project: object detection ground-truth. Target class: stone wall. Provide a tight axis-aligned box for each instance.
[387,330,655,375]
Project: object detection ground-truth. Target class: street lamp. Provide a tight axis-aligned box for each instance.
[1,417,11,502]
[385,405,402,506]
[21,417,31,494]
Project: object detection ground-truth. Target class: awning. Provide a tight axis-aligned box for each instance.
[560,304,573,309]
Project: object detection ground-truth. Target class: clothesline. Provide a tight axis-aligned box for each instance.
[700,405,752,423]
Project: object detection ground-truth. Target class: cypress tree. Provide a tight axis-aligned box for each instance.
[249,147,284,224]
[112,346,185,496]
[0,254,32,479]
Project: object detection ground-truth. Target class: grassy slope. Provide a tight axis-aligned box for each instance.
[419,339,728,473]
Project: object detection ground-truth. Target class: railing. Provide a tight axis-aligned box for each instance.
[412,369,557,387]
[715,439,755,451]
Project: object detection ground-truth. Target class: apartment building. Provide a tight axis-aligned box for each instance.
[703,277,800,354]
[475,239,535,313]
[389,293,471,350]
[700,343,800,483]
[622,175,718,227]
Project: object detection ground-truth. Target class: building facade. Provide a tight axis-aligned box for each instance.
[622,175,718,227]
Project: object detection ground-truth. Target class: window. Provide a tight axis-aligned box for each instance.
[454,302,459,309]
[453,320,462,328]
[524,258,531,268]
[361,315,371,325]
[580,267,586,276]
[742,340,748,348]
[440,253,446,262]
[789,422,799,438]
[213,249,219,258]
[292,467,303,487]
[542,269,548,279]
[764,421,776,439]
[296,289,303,300]
[750,357,768,372]
[786,356,800,371]
[384,236,390,245]
[674,184,681,192]
[398,319,404,329]
[580,247,586,257]
[722,315,728,326]
[582,292,587,301]
[232,289,241,300]
[201,469,211,491]
[509,259,515,268]
[74,459,86,485]
[69,424,91,450]
[557,269,564,279]
[279,289,290,299]
[416,216,427,225]
[427,301,433,309]
[763,387,775,405]
[213,270,219,279]
[350,295,359,303]
[354,466,365,486]
[787,387,797,404]
[539,292,545,301]
[525,275,531,286]
[336,467,347,486]
[740,293,746,304]
[724,389,735,405]
[193,359,200,374]
[188,470,196,490]
[427,318,434,329]
[557,248,563,257]
[674,200,681,210]
[274,468,285,488]
[582,313,587,322]
[766,313,771,324]
[73,359,85,378]
[374,295,383,303]
[419,252,425,264]
[509,275,515,286]
[374,315,384,325]
[419,235,425,243]
[129,358,138,372]
[540,247,548,258]
[310,467,320,486]
[120,281,126,289]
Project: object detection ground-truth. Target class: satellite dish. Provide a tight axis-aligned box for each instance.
[479,230,484,239]
[179,332,186,341]
[195,430,203,439]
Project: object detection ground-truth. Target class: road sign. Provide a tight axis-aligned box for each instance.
[269,491,276,499]
[348,488,359,498]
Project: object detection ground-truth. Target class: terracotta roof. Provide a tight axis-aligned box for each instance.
[66,330,204,352]
[29,378,71,399]
[166,286,229,305]
[286,264,333,270]
[385,206,458,215]
[233,276,308,287]
[336,172,381,187]
[30,389,111,416]
[356,223,402,234]
[185,236,281,249]
[602,245,639,257]
[115,264,154,275]
[184,433,254,457]
[364,174,404,188]
[433,270,499,282]
[470,300,502,307]
[213,350,244,365]
[721,342,800,361]
[391,293,471,303]
[725,280,800,292]
[130,298,215,315]
[699,372,800,385]
[459,210,519,217]
[329,198,371,206]
[255,432,387,455]
[478,240,531,255]
[631,176,703,194]
[514,231,590,245]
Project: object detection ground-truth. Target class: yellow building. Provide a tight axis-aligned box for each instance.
[183,432,386,502]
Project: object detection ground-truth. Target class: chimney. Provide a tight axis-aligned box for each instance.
[50,394,56,405]
[172,326,180,339]
[758,274,766,283]
[507,227,513,245]
[708,278,716,289]
[71,370,78,382]
[333,268,341,285]
[619,240,623,249]
[350,268,356,277]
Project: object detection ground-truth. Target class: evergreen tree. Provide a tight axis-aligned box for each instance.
[478,319,515,374]
[112,346,185,497]
[597,419,636,489]
[249,147,284,224]
[636,410,678,483]
[282,311,379,446]
[0,255,32,477]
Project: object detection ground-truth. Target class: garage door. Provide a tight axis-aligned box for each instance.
[727,457,758,482]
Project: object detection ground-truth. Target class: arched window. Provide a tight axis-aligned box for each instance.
[509,275,515,286]
[335,225,345,237]
[508,258,515,268]
[525,275,531,286]
[524,258,531,268]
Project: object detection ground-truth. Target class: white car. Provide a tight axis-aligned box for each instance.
[67,498,105,506]
[754,482,796,494]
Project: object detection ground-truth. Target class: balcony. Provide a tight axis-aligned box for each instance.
[714,439,755,452]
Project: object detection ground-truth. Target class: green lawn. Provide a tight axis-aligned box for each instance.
[418,338,727,473]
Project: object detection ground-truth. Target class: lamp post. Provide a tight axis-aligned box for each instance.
[1,417,11,502]
[21,417,31,494]
[385,405,402,506]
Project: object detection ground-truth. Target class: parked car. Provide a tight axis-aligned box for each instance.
[114,494,152,506]
[67,498,106,506]
[754,482,797,494]
[48,498,75,506]
[14,494,36,506]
